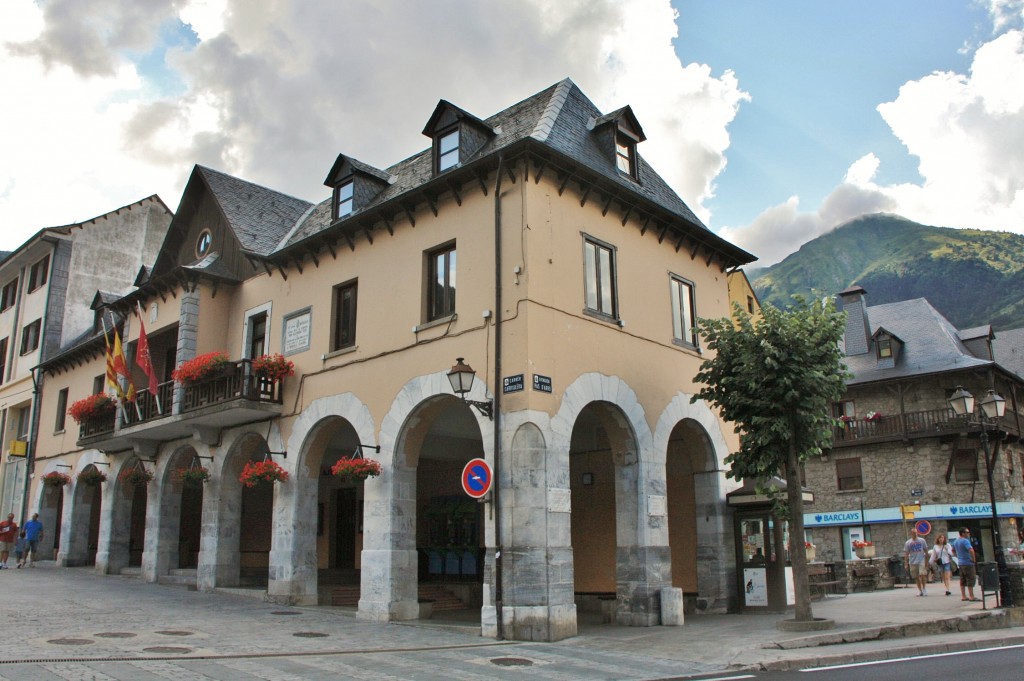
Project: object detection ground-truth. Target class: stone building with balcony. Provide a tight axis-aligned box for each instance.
[0,197,171,522]
[28,79,757,641]
[803,286,1024,568]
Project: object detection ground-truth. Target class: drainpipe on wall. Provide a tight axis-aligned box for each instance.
[493,153,505,640]
[20,366,41,525]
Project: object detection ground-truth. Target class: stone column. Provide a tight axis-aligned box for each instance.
[267,467,318,605]
[143,477,181,582]
[95,482,132,575]
[59,484,97,567]
[694,469,735,612]
[357,463,418,622]
[490,422,577,642]
[197,475,240,590]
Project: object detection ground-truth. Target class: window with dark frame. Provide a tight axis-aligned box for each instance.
[55,387,69,432]
[19,319,41,355]
[247,312,267,359]
[93,374,105,396]
[0,279,16,312]
[437,128,460,172]
[427,244,456,321]
[876,337,892,359]
[333,281,358,351]
[953,449,980,482]
[0,337,7,382]
[670,275,697,347]
[747,295,755,314]
[615,132,637,178]
[28,254,50,292]
[832,400,855,419]
[836,457,863,491]
[335,180,354,219]
[583,236,617,319]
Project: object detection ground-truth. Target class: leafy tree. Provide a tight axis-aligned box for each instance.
[692,298,848,621]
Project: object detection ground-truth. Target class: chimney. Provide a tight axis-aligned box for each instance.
[838,285,870,355]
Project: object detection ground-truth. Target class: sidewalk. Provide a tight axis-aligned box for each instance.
[0,564,1020,680]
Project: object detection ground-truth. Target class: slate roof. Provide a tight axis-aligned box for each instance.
[993,327,1024,382]
[280,78,722,255]
[844,297,992,385]
[0,251,10,263]
[196,166,313,256]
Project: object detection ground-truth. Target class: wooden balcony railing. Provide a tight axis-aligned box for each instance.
[180,359,284,413]
[121,380,175,427]
[78,411,116,439]
[832,406,1021,446]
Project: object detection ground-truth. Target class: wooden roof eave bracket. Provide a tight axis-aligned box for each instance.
[474,171,489,196]
[425,193,439,217]
[579,185,593,208]
[557,173,572,196]
[382,215,394,237]
[534,159,548,184]
[601,195,613,217]
[274,260,289,281]
[403,205,416,228]
[621,206,633,227]
[210,278,220,299]
[446,181,462,206]
[307,247,320,268]
[639,216,651,236]
[292,255,304,275]
[689,241,700,260]
[343,231,356,251]
[505,164,517,184]
[705,249,715,267]
[361,223,374,245]
[674,233,686,253]
[656,222,669,244]
[261,260,275,278]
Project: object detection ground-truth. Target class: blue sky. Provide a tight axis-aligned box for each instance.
[1,1,1022,267]
[675,1,987,230]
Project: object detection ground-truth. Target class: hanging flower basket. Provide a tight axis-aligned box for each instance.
[172,351,230,384]
[77,468,108,486]
[118,465,154,486]
[177,465,211,488]
[330,457,382,483]
[41,471,72,487]
[239,459,289,488]
[252,353,295,381]
[68,394,116,424]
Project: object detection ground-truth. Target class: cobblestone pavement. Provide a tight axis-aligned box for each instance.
[2,563,1020,680]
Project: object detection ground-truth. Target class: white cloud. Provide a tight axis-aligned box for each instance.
[727,27,1024,267]
[0,0,747,251]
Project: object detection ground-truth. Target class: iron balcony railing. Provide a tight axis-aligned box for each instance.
[78,411,116,439]
[832,406,1021,446]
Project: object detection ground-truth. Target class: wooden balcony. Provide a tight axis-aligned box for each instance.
[78,359,285,454]
[831,406,1022,448]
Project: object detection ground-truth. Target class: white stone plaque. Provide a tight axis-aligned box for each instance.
[282,308,311,355]
[647,494,667,517]
[548,487,571,513]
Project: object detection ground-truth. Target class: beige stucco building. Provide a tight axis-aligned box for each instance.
[29,79,756,641]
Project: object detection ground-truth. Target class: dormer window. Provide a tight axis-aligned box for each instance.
[335,180,354,219]
[876,338,892,359]
[615,132,637,178]
[438,128,460,172]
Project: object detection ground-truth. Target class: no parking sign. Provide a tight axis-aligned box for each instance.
[915,520,932,536]
[461,458,492,499]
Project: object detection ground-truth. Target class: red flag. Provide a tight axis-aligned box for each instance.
[136,315,160,397]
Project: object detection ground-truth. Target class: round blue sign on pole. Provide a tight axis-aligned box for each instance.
[915,519,932,536]
[461,458,492,499]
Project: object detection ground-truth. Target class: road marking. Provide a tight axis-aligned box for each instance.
[800,643,1024,672]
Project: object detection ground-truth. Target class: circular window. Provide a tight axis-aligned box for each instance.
[196,230,212,258]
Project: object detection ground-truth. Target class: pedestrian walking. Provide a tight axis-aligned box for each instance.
[0,513,17,569]
[22,514,43,567]
[951,527,979,601]
[12,531,27,568]
[929,533,954,595]
[904,528,930,596]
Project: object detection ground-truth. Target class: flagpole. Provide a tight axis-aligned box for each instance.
[100,316,126,424]
[136,301,163,415]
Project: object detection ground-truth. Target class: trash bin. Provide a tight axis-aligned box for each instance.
[979,562,999,592]
[889,555,906,585]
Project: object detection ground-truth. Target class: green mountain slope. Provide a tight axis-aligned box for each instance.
[751,214,1024,330]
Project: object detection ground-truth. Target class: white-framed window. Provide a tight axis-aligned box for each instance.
[670,274,697,347]
[583,235,617,319]
[615,132,637,178]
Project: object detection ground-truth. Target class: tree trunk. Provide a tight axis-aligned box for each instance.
[787,437,814,621]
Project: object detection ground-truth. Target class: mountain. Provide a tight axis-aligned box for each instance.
[751,214,1024,331]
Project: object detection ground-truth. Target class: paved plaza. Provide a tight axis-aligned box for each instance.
[0,563,1020,680]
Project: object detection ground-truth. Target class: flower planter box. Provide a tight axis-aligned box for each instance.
[855,545,876,559]
[806,547,817,562]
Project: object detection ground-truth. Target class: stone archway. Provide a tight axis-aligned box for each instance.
[654,393,735,613]
[36,466,66,561]
[360,371,493,624]
[98,456,151,575]
[60,463,107,567]
[145,444,205,583]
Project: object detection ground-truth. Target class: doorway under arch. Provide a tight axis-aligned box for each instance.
[64,464,105,566]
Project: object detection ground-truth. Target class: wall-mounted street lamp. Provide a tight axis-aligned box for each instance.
[447,358,493,419]
[947,386,1013,607]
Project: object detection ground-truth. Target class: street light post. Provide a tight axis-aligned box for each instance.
[948,386,1014,607]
